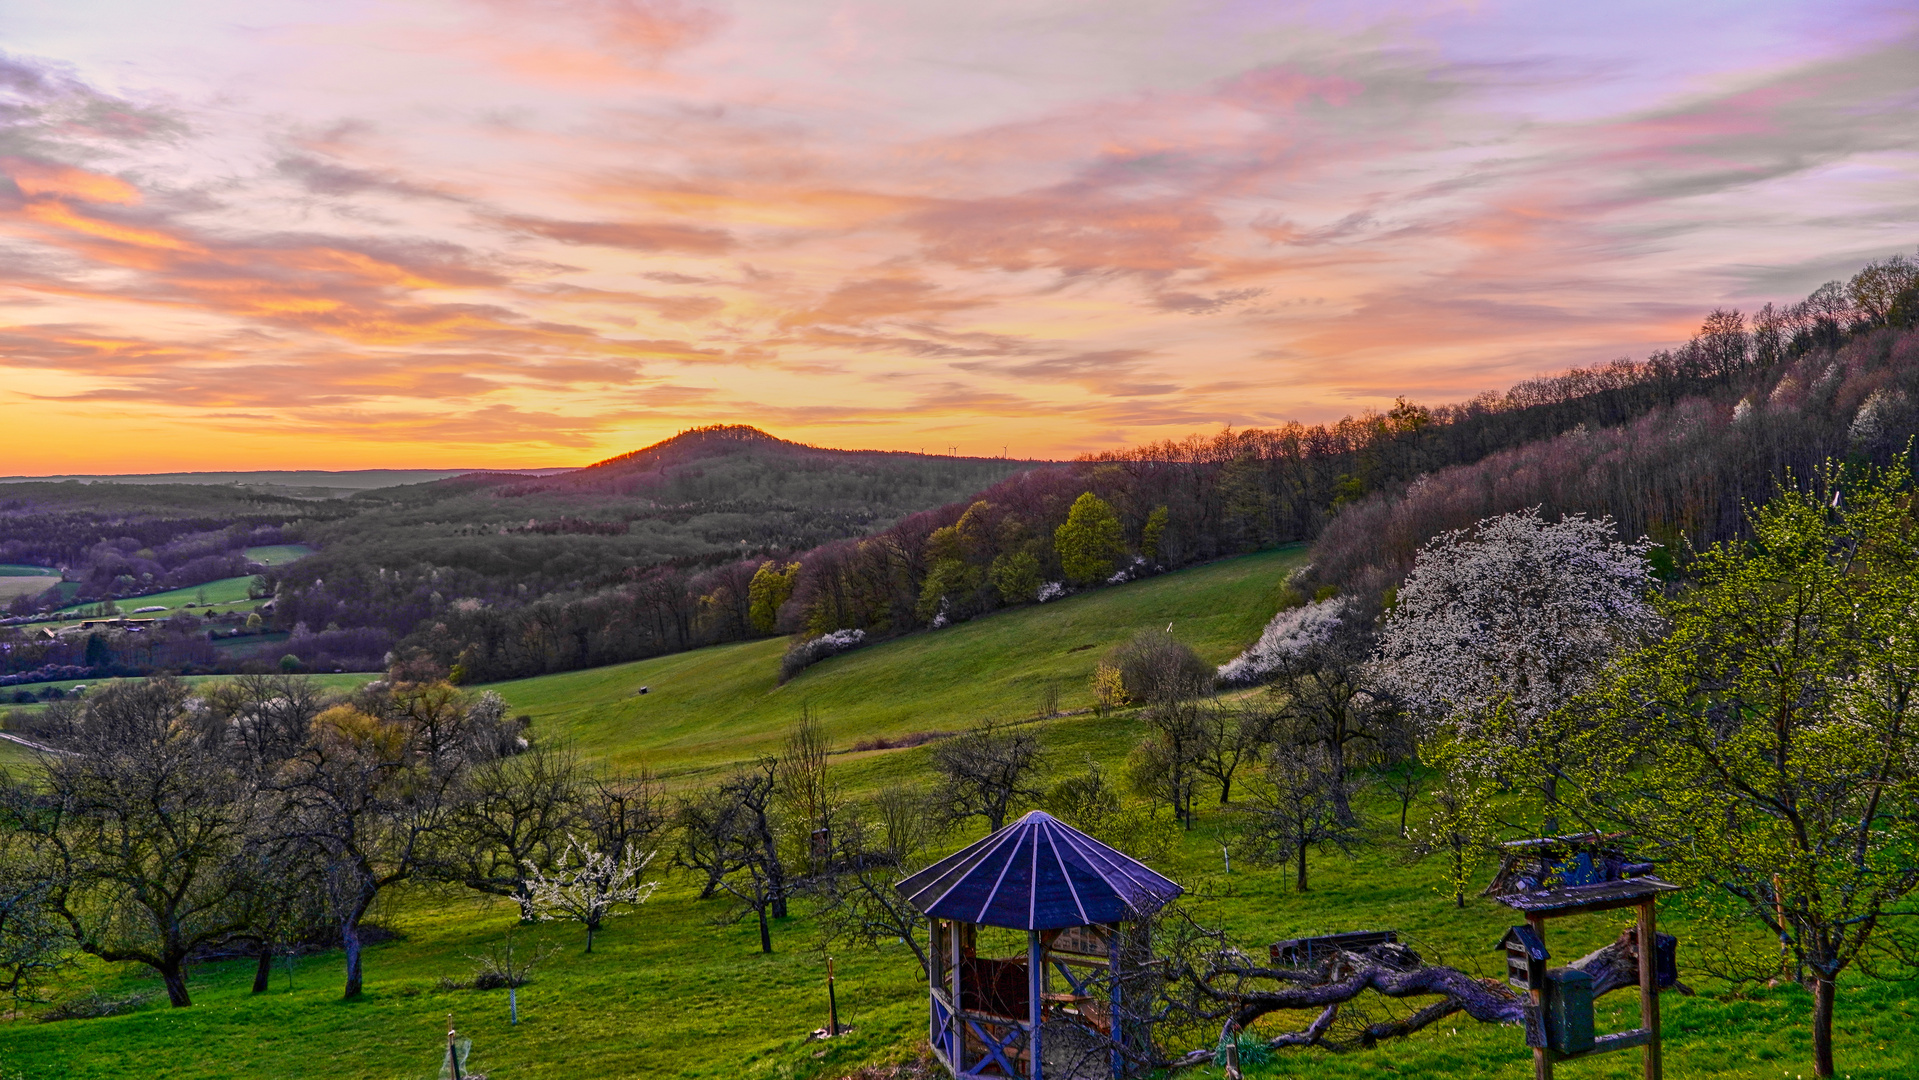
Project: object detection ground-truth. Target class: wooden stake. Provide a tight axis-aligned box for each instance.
[827,956,840,1036]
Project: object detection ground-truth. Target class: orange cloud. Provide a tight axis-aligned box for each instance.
[1,158,141,204]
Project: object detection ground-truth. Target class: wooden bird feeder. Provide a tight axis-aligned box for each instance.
[895,811,1182,1080]
[1489,837,1682,1080]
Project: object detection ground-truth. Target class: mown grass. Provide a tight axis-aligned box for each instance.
[2,548,1915,1079]
[243,544,316,566]
[5,769,1914,1080]
[488,548,1303,776]
[45,575,261,627]
[0,565,58,602]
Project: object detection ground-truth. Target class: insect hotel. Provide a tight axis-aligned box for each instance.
[1489,835,1682,1080]
[895,810,1183,1080]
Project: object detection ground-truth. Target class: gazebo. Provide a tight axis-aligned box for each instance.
[895,811,1183,1080]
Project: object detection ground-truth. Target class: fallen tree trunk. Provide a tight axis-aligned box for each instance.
[1169,927,1692,1065]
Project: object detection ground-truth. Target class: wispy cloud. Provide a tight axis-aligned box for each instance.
[0,4,1913,471]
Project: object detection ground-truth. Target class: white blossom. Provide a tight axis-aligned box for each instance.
[467,690,508,726]
[1036,581,1067,603]
[524,837,660,952]
[1216,597,1350,687]
[1375,508,1654,749]
[1849,388,1908,449]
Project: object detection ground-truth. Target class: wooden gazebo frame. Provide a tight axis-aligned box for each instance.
[896,811,1183,1080]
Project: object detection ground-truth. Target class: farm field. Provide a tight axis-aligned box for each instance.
[0,565,59,601]
[1,550,1915,1080]
[242,544,316,565]
[44,574,261,627]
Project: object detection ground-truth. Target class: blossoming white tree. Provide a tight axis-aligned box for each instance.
[1216,596,1349,688]
[1374,508,1654,825]
[524,837,660,953]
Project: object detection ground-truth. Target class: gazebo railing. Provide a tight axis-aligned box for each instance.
[931,985,1034,1078]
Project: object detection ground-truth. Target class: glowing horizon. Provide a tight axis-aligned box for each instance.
[1,0,1915,474]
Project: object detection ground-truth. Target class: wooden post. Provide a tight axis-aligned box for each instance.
[1028,929,1043,1080]
[447,1015,463,1080]
[1637,900,1662,1080]
[827,956,841,1036]
[1527,914,1553,1080]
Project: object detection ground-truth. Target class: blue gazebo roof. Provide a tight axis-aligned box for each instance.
[895,810,1183,931]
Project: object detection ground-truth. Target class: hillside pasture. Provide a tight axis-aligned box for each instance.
[489,547,1303,775]
[242,544,316,565]
[0,726,1912,1080]
[45,574,261,627]
[1,547,1914,1080]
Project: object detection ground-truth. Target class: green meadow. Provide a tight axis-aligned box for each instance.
[1,549,1914,1080]
[490,548,1303,776]
[45,574,262,627]
[243,544,317,566]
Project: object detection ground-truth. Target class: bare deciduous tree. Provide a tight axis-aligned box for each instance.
[279,681,491,999]
[1241,744,1364,893]
[930,722,1045,832]
[775,707,842,876]
[18,678,259,1007]
[1129,700,1207,828]
[448,742,583,918]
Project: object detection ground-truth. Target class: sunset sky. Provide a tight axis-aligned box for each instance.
[2,1,1916,472]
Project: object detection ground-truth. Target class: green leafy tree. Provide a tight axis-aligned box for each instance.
[917,502,995,621]
[1575,463,1919,1078]
[987,549,1041,604]
[746,561,800,635]
[1054,492,1123,584]
[1140,505,1170,561]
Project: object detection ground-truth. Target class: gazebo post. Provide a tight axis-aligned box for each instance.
[1028,928,1043,1080]
[1109,925,1123,1079]
[894,811,1183,1080]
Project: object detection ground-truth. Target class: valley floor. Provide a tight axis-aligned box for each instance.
[2,549,1914,1079]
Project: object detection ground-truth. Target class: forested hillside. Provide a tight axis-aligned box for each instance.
[0,483,337,614]
[384,253,1919,683]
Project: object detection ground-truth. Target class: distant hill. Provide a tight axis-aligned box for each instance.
[0,468,572,500]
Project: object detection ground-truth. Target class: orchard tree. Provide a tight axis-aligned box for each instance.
[1241,743,1364,892]
[1222,596,1395,798]
[13,678,261,1007]
[279,681,492,998]
[1375,508,1653,825]
[931,721,1045,832]
[1575,463,1919,1078]
[524,837,659,953]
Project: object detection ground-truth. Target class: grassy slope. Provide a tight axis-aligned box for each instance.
[2,548,1915,1080]
[45,575,259,626]
[490,548,1302,776]
[243,544,316,566]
